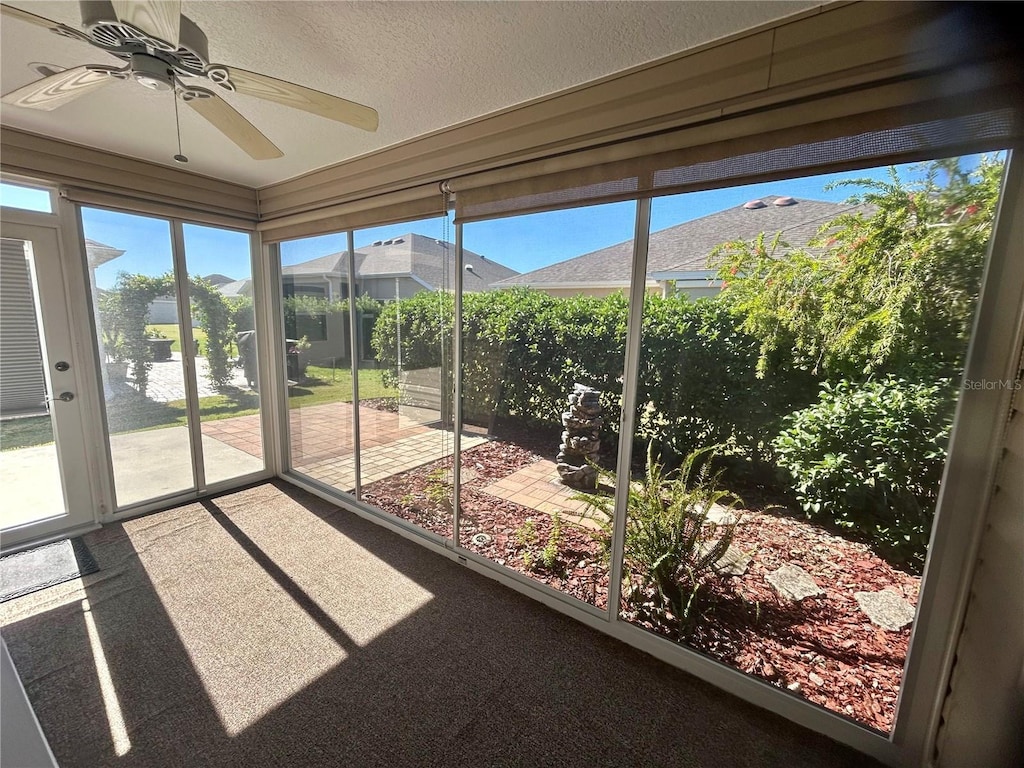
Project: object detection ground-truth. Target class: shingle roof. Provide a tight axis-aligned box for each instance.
[495,196,871,286]
[281,233,518,289]
[202,273,236,286]
[281,252,345,276]
[84,238,125,268]
[217,278,251,297]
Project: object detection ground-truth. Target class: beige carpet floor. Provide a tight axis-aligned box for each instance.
[0,481,880,768]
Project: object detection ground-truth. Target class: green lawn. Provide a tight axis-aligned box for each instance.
[0,416,53,451]
[0,368,396,450]
[287,365,396,408]
[146,324,208,354]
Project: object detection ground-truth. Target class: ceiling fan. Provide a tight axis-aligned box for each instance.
[0,0,379,161]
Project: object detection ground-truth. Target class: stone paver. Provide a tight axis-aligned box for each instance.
[766,563,823,601]
[855,589,917,631]
[298,429,488,493]
[479,458,600,528]
[126,352,250,403]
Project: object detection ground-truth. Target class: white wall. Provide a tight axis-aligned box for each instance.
[936,358,1024,767]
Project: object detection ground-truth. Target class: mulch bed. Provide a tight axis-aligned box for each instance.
[361,432,918,734]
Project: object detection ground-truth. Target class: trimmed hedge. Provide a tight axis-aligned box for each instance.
[372,288,817,462]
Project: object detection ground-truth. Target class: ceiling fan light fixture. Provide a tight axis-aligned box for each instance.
[135,74,171,91]
[130,52,174,90]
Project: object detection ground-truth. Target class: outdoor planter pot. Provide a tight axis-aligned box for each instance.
[105,361,128,382]
[147,338,175,361]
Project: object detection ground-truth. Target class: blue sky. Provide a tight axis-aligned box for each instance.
[1,154,1000,289]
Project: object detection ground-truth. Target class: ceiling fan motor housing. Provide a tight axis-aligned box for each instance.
[130,53,174,90]
[78,0,210,77]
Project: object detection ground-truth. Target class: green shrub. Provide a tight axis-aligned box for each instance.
[372,288,815,463]
[773,377,956,569]
[713,156,1002,381]
[574,445,740,634]
[636,298,818,464]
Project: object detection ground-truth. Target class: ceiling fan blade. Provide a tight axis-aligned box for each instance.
[185,93,283,160]
[2,67,114,111]
[111,0,180,47]
[226,67,379,132]
[0,3,61,29]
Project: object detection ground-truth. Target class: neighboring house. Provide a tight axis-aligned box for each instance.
[279,232,517,363]
[281,232,516,299]
[494,196,871,299]
[214,278,251,298]
[0,238,123,417]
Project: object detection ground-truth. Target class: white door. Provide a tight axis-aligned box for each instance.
[0,221,96,549]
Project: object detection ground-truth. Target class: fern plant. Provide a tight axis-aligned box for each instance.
[573,444,740,632]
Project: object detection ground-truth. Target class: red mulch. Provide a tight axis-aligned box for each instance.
[361,434,918,734]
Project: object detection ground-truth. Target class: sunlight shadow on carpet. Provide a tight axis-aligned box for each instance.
[125,497,433,736]
[82,597,130,756]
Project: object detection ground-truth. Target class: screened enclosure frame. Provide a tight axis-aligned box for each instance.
[2,3,1014,763]
[270,141,1023,766]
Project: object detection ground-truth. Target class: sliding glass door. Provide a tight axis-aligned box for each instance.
[81,207,264,511]
[276,218,463,542]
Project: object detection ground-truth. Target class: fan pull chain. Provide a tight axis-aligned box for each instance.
[173,92,188,164]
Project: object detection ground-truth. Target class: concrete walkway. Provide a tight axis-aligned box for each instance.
[109,427,265,507]
[0,443,64,529]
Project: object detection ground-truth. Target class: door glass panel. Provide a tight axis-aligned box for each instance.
[606,155,1007,734]
[181,223,264,485]
[354,220,455,539]
[279,233,357,489]
[0,182,52,213]
[83,208,194,507]
[0,237,65,527]
[459,201,636,607]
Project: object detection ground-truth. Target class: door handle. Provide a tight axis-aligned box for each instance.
[46,392,75,403]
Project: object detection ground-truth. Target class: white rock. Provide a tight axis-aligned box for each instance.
[855,589,916,631]
[766,564,823,601]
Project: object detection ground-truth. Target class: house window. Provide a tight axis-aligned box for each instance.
[458,200,636,607]
[282,283,328,342]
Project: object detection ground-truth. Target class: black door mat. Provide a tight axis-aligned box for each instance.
[0,538,100,603]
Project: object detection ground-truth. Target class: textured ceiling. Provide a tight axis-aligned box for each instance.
[1,1,817,188]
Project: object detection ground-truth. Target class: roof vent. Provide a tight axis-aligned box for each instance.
[383,239,393,245]
[393,238,404,244]
[372,240,383,246]
[743,200,766,210]
[774,196,797,206]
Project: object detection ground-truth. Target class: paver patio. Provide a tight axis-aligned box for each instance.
[479,458,602,529]
[117,352,249,402]
[202,400,487,493]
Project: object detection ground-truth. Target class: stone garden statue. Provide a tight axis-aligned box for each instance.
[557,383,603,489]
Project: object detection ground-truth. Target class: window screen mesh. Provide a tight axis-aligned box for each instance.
[453,104,1021,223]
